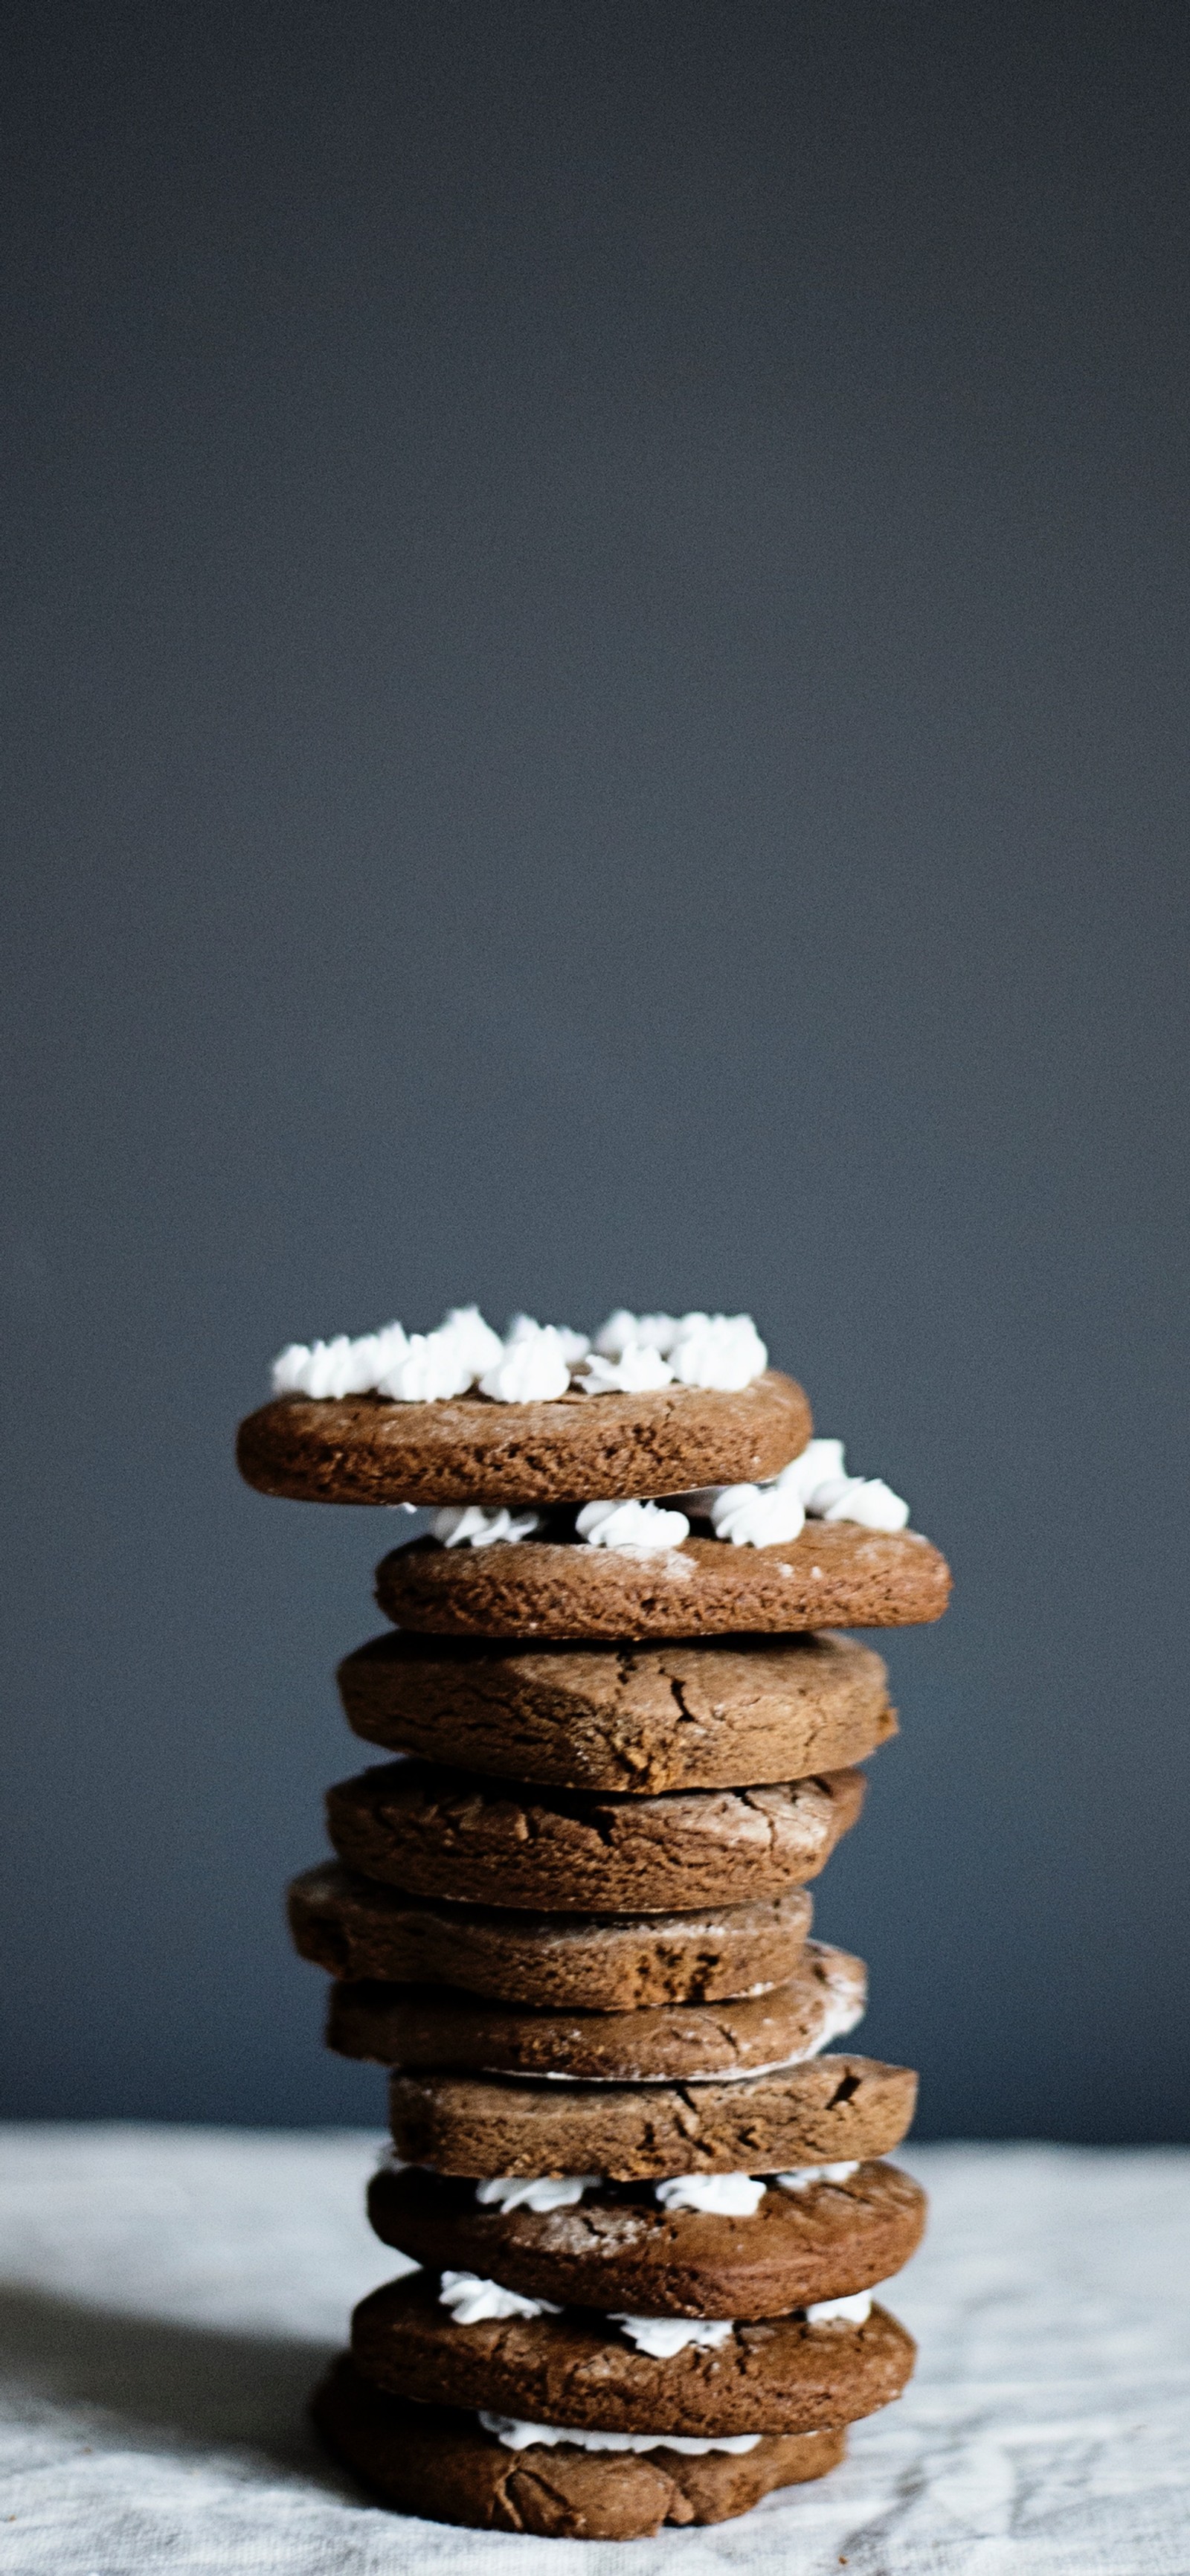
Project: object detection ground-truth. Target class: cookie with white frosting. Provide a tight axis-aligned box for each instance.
[338,1628,896,1794]
[375,1517,951,1639]
[324,1761,866,1912]
[237,1370,811,1508]
[312,2358,846,2537]
[368,2157,925,2319]
[325,1939,866,2079]
[387,2054,918,2180]
[349,2268,916,2436]
[288,1865,815,2010]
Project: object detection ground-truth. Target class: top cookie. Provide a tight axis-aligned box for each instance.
[237,1371,811,1509]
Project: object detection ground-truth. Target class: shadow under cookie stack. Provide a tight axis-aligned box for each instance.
[237,1305,951,2543]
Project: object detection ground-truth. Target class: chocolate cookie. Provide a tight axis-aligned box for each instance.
[312,2359,846,2537]
[350,2270,916,2436]
[237,1371,811,1508]
[375,1520,952,1639]
[289,1864,815,2010]
[368,2159,926,2318]
[327,1941,866,2079]
[388,2055,918,2180]
[324,1761,865,1912]
[338,1628,896,1794]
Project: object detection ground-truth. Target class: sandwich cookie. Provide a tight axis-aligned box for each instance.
[324,1761,865,1912]
[312,2359,846,2537]
[389,2055,918,2180]
[237,1370,811,1509]
[338,1628,896,1796]
[368,2158,926,2319]
[289,1865,815,2010]
[350,2269,916,2437]
[376,1520,951,1639]
[326,1939,866,2078]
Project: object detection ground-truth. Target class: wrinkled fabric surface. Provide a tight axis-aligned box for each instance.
[0,2127,1186,2573]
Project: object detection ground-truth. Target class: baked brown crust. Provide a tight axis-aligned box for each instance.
[324,1761,866,1913]
[236,1371,811,1508]
[387,2055,918,2180]
[375,1520,952,1639]
[338,1628,896,1794]
[350,2270,916,2435]
[312,2357,847,2536]
[326,1939,866,2079]
[288,1863,814,2009]
[368,2159,927,2318]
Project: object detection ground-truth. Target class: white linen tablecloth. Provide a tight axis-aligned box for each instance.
[0,2127,1186,2573]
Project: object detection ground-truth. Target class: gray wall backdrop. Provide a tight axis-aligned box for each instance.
[3,0,1187,2140]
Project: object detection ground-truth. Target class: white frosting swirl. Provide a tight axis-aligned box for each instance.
[475,2174,602,2214]
[576,1345,675,1394]
[591,1310,767,1388]
[480,2413,760,2457]
[593,1311,681,1358]
[611,2314,734,2358]
[270,1305,769,1401]
[505,1314,590,1366]
[707,1482,805,1547]
[438,2270,559,2324]
[479,1324,573,1403]
[777,1438,845,1500]
[376,1329,475,1401]
[440,1305,505,1375]
[654,2173,766,2217]
[271,1323,410,1399]
[811,1474,909,1531]
[668,1314,768,1391]
[675,1438,909,1545]
[576,1499,690,1553]
[774,2162,859,2193]
[788,1441,908,1529]
[431,1506,541,1549]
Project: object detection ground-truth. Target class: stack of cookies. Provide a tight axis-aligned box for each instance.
[238,1305,951,2542]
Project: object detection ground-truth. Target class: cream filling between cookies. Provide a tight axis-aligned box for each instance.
[441,2268,876,2344]
[431,1505,542,1547]
[576,1498,691,1553]
[654,2172,767,2215]
[438,2269,560,2323]
[437,2276,743,2359]
[482,1970,865,2084]
[609,2314,735,2357]
[674,1438,910,1544]
[495,2050,841,2085]
[805,2290,874,2324]
[462,2162,863,2215]
[474,2173,602,2213]
[480,2412,762,2456]
[423,1437,909,1552]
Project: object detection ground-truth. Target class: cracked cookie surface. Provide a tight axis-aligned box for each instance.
[338,1628,896,1793]
[324,1760,866,1912]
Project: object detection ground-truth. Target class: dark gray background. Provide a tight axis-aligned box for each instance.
[2,0,1187,2140]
